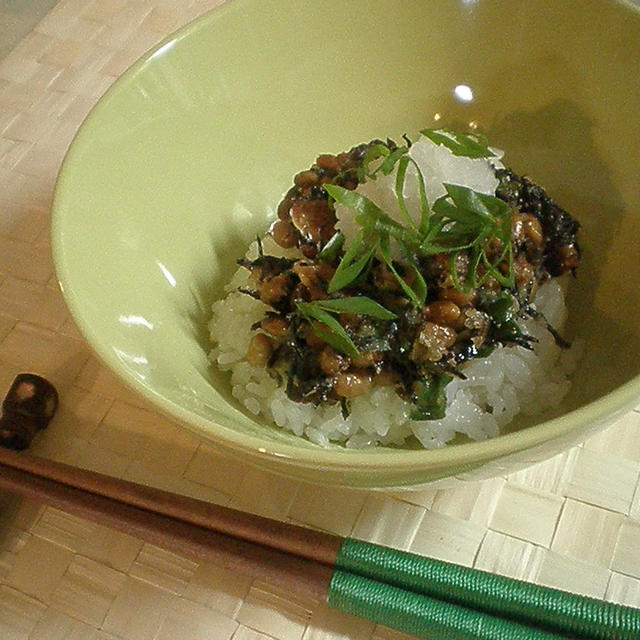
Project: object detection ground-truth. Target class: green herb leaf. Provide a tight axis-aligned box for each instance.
[327,181,420,249]
[394,155,419,231]
[427,184,513,289]
[420,128,496,159]
[317,231,344,263]
[357,144,409,181]
[357,143,391,181]
[395,239,428,305]
[480,244,513,288]
[392,155,432,236]
[312,297,397,320]
[378,146,409,175]
[442,183,510,220]
[311,325,360,359]
[467,244,485,288]
[355,210,417,248]
[327,230,375,293]
[378,235,422,306]
[420,229,488,254]
[324,183,389,222]
[327,131,513,301]
[295,301,360,358]
[483,291,527,344]
[410,373,453,420]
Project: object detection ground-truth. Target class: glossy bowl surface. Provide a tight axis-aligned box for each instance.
[52,0,640,488]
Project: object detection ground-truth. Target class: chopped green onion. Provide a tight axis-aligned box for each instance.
[411,373,453,420]
[295,301,360,358]
[311,296,397,320]
[327,230,375,292]
[378,235,423,306]
[420,128,496,159]
[325,132,513,302]
[324,184,389,223]
[395,239,428,306]
[317,231,344,263]
[356,143,392,181]
[296,296,396,358]
[378,146,409,175]
[393,155,419,232]
[483,291,528,344]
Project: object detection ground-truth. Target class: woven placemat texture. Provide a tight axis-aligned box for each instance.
[0,1,639,638]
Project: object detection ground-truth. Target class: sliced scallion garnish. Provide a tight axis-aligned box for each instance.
[411,373,453,421]
[326,229,376,293]
[326,171,513,297]
[295,301,360,358]
[420,127,496,159]
[295,295,396,358]
[309,296,397,320]
[317,231,344,263]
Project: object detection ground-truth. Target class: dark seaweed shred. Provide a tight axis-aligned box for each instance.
[495,168,581,277]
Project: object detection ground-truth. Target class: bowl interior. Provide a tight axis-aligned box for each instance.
[53,0,640,484]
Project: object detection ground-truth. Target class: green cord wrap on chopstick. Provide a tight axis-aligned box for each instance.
[334,538,640,640]
[328,570,564,640]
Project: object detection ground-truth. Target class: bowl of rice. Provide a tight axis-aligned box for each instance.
[52,0,640,488]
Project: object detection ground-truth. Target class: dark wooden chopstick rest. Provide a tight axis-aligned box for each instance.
[0,373,58,450]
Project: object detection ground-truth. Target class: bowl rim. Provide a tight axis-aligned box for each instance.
[52,0,640,475]
[137,372,640,472]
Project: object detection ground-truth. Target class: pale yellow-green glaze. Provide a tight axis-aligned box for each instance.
[52,0,640,488]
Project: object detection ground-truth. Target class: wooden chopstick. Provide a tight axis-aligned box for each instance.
[0,453,569,640]
[0,447,342,566]
[0,447,638,640]
[0,457,333,600]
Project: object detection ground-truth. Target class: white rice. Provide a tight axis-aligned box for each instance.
[207,136,579,448]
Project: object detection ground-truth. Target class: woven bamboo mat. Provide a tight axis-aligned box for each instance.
[0,1,639,638]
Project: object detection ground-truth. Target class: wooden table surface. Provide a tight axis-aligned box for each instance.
[0,1,639,638]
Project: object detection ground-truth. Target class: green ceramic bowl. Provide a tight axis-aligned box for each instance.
[52,0,640,488]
